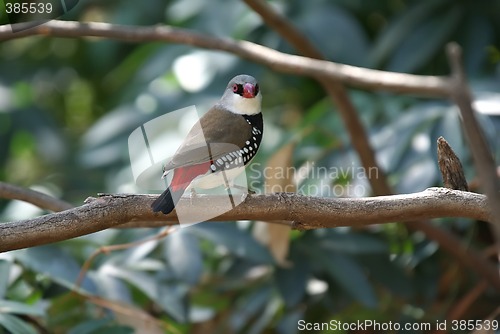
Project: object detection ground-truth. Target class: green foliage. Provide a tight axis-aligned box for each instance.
[1,0,500,332]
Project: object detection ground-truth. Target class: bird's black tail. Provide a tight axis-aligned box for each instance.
[151,187,184,214]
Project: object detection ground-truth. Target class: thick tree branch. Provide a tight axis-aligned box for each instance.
[0,20,450,97]
[0,181,73,212]
[0,188,491,253]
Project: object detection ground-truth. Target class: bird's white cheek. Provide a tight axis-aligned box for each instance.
[229,94,262,115]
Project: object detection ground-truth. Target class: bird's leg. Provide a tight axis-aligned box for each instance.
[220,172,237,207]
[184,187,197,206]
[239,191,249,203]
[222,183,253,203]
[226,184,256,194]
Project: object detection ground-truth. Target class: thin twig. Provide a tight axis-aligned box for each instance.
[405,219,500,292]
[444,281,489,330]
[76,226,174,289]
[0,181,73,212]
[242,0,324,59]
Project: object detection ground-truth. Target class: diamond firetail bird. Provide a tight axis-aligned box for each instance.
[151,75,263,214]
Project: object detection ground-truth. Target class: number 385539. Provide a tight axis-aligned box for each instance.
[5,2,53,14]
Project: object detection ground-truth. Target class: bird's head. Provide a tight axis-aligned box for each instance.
[219,74,262,116]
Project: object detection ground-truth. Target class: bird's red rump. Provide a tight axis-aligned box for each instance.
[242,83,256,98]
[170,162,211,193]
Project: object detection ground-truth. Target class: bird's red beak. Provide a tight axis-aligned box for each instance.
[242,83,256,98]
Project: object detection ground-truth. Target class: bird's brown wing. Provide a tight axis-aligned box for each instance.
[163,107,251,171]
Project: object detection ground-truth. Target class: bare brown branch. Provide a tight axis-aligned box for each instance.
[242,0,324,59]
[0,181,73,212]
[0,188,491,253]
[0,20,450,97]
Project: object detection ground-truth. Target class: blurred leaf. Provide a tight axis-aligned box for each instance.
[369,0,450,67]
[230,284,273,331]
[98,264,157,300]
[92,269,132,304]
[163,229,203,285]
[396,157,437,193]
[359,255,413,299]
[386,6,463,73]
[190,223,274,264]
[47,292,88,330]
[13,82,33,108]
[15,246,96,294]
[318,252,377,308]
[79,105,142,168]
[462,14,494,75]
[275,247,309,308]
[277,309,304,334]
[157,284,189,323]
[99,263,188,322]
[372,104,443,173]
[0,313,38,334]
[319,231,388,254]
[115,310,164,334]
[0,260,10,299]
[90,325,134,334]
[114,235,160,266]
[410,240,440,268]
[248,296,280,334]
[297,4,368,66]
[0,300,44,316]
[432,107,464,160]
[68,318,113,334]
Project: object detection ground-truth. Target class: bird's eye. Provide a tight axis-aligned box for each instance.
[232,84,239,93]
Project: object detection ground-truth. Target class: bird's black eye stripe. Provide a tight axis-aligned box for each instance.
[232,83,243,96]
[254,84,259,96]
